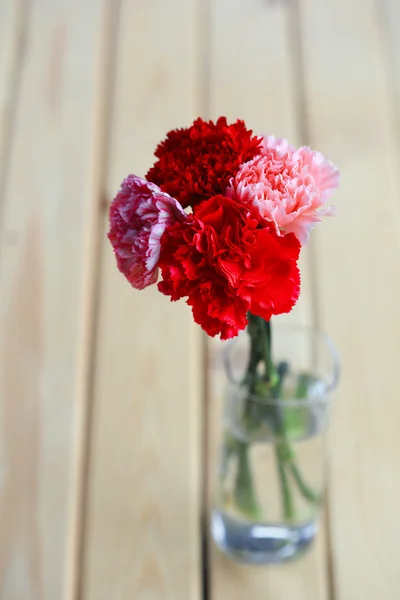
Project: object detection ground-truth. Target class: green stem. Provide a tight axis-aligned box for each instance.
[234,439,262,520]
[231,313,319,522]
[276,420,320,506]
[289,461,321,504]
[272,403,298,521]
[230,314,266,519]
[276,444,296,520]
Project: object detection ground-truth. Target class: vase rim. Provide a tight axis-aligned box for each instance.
[223,322,341,403]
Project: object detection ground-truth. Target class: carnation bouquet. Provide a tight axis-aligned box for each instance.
[108,117,339,562]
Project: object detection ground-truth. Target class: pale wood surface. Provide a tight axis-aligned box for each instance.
[0,0,28,196]
[0,1,106,598]
[300,0,400,598]
[80,1,203,599]
[1,0,400,599]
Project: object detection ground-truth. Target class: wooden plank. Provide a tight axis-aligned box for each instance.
[382,0,400,126]
[208,1,329,598]
[64,2,118,599]
[80,1,203,599]
[300,0,400,598]
[0,0,29,196]
[0,1,105,598]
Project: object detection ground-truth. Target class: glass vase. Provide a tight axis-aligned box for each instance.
[211,321,340,564]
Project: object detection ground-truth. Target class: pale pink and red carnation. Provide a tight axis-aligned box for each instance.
[227,135,339,244]
[108,175,186,289]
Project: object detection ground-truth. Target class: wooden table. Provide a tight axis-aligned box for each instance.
[1,0,400,598]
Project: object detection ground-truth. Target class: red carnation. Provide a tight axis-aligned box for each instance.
[146,117,262,209]
[158,195,300,339]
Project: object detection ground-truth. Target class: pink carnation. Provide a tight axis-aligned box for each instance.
[108,175,186,289]
[227,136,339,244]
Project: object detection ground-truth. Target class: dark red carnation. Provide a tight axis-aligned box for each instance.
[158,195,300,339]
[146,117,262,209]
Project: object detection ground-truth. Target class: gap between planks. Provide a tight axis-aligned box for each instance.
[65,1,122,599]
[287,2,336,599]
[196,0,213,597]
[0,0,31,229]
[201,333,211,600]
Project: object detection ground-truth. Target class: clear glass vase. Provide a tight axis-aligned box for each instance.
[211,322,340,564]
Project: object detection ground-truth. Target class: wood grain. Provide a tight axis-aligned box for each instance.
[300,0,400,597]
[0,0,29,203]
[80,1,203,599]
[381,0,400,130]
[0,1,105,598]
[64,1,116,599]
[207,1,329,599]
